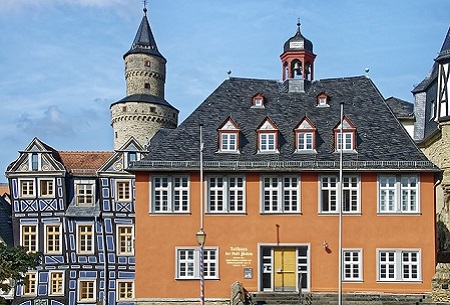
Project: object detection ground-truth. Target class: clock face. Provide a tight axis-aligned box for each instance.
[290,41,304,49]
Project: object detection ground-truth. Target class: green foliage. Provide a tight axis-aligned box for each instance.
[0,244,41,295]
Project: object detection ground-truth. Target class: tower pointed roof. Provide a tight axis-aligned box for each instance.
[436,27,450,62]
[124,7,166,61]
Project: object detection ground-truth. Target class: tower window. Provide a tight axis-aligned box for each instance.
[150,107,156,113]
[122,106,127,112]
[145,83,150,89]
[144,60,151,67]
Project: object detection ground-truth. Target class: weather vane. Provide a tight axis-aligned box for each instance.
[143,0,148,14]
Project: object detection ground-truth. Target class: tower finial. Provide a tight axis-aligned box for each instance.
[143,0,148,15]
[297,18,301,28]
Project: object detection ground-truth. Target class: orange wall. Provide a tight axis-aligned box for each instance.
[135,171,436,298]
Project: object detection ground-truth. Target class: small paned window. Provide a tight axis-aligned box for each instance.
[78,280,95,302]
[39,179,54,197]
[379,175,419,213]
[261,176,300,213]
[252,93,265,107]
[334,117,357,151]
[49,272,64,295]
[343,249,363,281]
[75,182,95,206]
[320,175,360,213]
[21,225,38,253]
[116,180,131,202]
[117,226,134,255]
[117,281,134,300]
[23,272,37,295]
[176,248,218,279]
[257,118,278,153]
[20,179,35,198]
[45,224,61,254]
[151,176,189,213]
[316,93,330,107]
[378,249,421,281]
[207,176,245,213]
[77,224,94,254]
[218,118,240,153]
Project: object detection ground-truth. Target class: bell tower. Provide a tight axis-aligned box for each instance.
[280,21,316,81]
[110,5,178,150]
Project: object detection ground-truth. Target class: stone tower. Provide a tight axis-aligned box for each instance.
[110,6,178,150]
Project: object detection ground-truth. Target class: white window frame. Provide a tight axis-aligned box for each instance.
[117,280,134,301]
[20,224,38,253]
[377,249,421,282]
[75,180,95,206]
[298,132,314,150]
[23,272,37,295]
[175,247,219,280]
[378,175,419,214]
[78,279,96,302]
[206,176,246,213]
[220,132,238,152]
[117,225,134,256]
[76,223,94,254]
[115,179,132,202]
[38,178,55,198]
[337,132,354,151]
[19,179,35,198]
[44,223,62,254]
[342,249,363,281]
[261,175,300,213]
[319,175,360,214]
[150,176,190,213]
[259,132,277,152]
[49,271,64,295]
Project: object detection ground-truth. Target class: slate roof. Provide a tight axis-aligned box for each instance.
[436,27,450,62]
[123,8,165,61]
[111,94,178,111]
[284,22,313,53]
[0,195,13,246]
[131,76,436,172]
[385,97,414,119]
[59,151,113,176]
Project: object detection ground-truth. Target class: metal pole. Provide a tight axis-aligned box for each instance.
[338,102,344,305]
[199,124,205,305]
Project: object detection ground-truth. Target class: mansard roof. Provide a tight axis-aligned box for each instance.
[131,76,436,172]
[59,151,113,176]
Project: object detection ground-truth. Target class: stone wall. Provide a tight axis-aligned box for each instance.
[125,53,166,98]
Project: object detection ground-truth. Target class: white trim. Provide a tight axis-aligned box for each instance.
[18,178,35,198]
[20,223,38,253]
[116,280,135,301]
[260,175,301,214]
[37,177,55,198]
[206,175,246,213]
[376,248,422,282]
[175,247,219,280]
[342,248,363,282]
[378,174,420,214]
[150,175,190,214]
[115,179,132,202]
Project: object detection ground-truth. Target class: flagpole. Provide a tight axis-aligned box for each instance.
[338,102,344,305]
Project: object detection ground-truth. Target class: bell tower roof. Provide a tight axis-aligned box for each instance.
[123,7,166,61]
[283,20,313,53]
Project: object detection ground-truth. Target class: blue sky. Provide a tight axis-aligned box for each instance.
[0,0,449,182]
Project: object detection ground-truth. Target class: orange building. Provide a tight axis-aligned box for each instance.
[130,19,439,301]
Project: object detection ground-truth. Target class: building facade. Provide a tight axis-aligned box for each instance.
[412,27,450,301]
[5,6,177,305]
[130,23,439,302]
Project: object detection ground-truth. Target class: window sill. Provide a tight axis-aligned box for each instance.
[377,280,422,283]
[377,212,421,216]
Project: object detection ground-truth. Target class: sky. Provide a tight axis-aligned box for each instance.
[0,0,449,183]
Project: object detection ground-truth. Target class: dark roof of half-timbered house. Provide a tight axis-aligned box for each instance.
[130,76,436,172]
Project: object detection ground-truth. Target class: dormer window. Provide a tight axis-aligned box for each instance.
[251,93,265,108]
[218,118,240,153]
[257,118,279,153]
[334,117,357,151]
[295,117,317,152]
[316,92,330,107]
